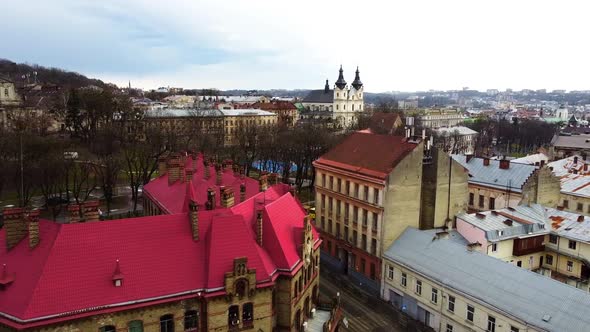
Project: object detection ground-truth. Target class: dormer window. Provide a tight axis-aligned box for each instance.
[112,260,124,287]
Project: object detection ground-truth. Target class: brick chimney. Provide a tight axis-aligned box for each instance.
[189,200,199,240]
[206,188,216,210]
[240,183,247,202]
[83,201,100,222]
[204,159,210,180]
[67,204,82,223]
[27,210,40,248]
[3,207,26,250]
[578,215,585,223]
[221,186,235,208]
[268,173,278,186]
[259,174,268,192]
[499,159,510,170]
[168,159,181,185]
[483,158,490,166]
[157,156,168,175]
[215,163,222,185]
[256,206,264,247]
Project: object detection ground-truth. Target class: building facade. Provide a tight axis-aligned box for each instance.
[548,155,590,216]
[301,66,364,128]
[433,126,478,155]
[381,228,590,332]
[416,109,464,129]
[313,132,424,294]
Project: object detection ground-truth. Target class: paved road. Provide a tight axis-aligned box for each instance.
[319,272,404,332]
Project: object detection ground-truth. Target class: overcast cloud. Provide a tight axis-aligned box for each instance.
[1,0,588,92]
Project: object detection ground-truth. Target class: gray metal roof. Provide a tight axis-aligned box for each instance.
[552,135,590,150]
[457,204,549,242]
[452,155,536,193]
[384,228,590,332]
[302,89,334,104]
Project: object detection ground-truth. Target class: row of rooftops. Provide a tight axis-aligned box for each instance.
[385,227,590,332]
[144,108,277,118]
[547,155,590,198]
[457,203,590,243]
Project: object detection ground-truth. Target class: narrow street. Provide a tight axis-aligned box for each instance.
[319,270,404,332]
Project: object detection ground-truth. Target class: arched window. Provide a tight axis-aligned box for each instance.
[228,305,240,327]
[99,326,116,332]
[235,279,247,298]
[160,314,175,332]
[128,320,143,332]
[184,310,198,331]
[242,303,254,327]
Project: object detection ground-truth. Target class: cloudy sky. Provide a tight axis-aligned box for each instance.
[1,0,588,92]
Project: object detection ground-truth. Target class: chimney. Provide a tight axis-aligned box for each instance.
[483,158,490,166]
[259,174,268,192]
[466,154,473,163]
[256,206,264,246]
[206,188,216,210]
[268,173,278,186]
[215,163,222,185]
[83,201,100,222]
[67,204,82,223]
[189,200,199,240]
[540,160,546,167]
[499,159,510,170]
[574,156,579,164]
[3,207,26,250]
[240,183,247,202]
[578,215,585,223]
[221,186,235,208]
[168,159,180,185]
[27,210,40,248]
[204,159,210,180]
[157,156,168,175]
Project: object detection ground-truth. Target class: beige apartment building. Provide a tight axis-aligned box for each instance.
[382,228,590,332]
[313,132,424,294]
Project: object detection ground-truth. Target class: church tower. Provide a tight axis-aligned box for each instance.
[333,65,348,116]
[350,67,364,113]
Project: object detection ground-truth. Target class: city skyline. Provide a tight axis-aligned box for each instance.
[2,0,589,92]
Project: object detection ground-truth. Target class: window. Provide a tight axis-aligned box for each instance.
[242,303,253,326]
[321,216,325,230]
[362,209,368,226]
[467,304,475,322]
[371,239,377,255]
[487,315,496,332]
[346,181,350,195]
[370,263,376,279]
[160,314,175,332]
[431,288,438,303]
[491,243,497,252]
[128,320,144,332]
[328,197,333,212]
[373,188,379,204]
[448,295,455,312]
[388,265,394,279]
[360,258,366,273]
[337,179,342,192]
[336,223,341,238]
[510,326,520,332]
[546,254,553,265]
[329,176,333,189]
[362,234,367,251]
[372,213,378,229]
[401,273,407,287]
[328,220,333,233]
[549,234,558,244]
[344,226,349,241]
[322,174,326,187]
[567,260,573,272]
[4,88,8,97]
[416,280,422,295]
[228,305,239,327]
[184,310,198,331]
[478,194,484,208]
[100,326,116,332]
[469,193,474,205]
[489,197,495,209]
[353,230,358,245]
[353,206,359,223]
[563,199,569,208]
[321,194,326,209]
[446,324,454,332]
[569,240,577,250]
[578,202,584,211]
[355,183,359,198]
[364,186,369,201]
[517,261,522,267]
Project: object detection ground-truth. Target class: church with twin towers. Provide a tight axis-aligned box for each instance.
[301,66,365,128]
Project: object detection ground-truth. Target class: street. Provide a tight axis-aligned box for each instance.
[319,270,404,332]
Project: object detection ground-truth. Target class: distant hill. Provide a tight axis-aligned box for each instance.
[0,59,106,88]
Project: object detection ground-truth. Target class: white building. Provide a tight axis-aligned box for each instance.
[301,66,364,128]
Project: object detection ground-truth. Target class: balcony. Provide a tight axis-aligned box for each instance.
[513,236,545,257]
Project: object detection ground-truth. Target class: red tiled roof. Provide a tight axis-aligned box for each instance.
[314,132,420,179]
[143,155,259,214]
[0,184,315,328]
